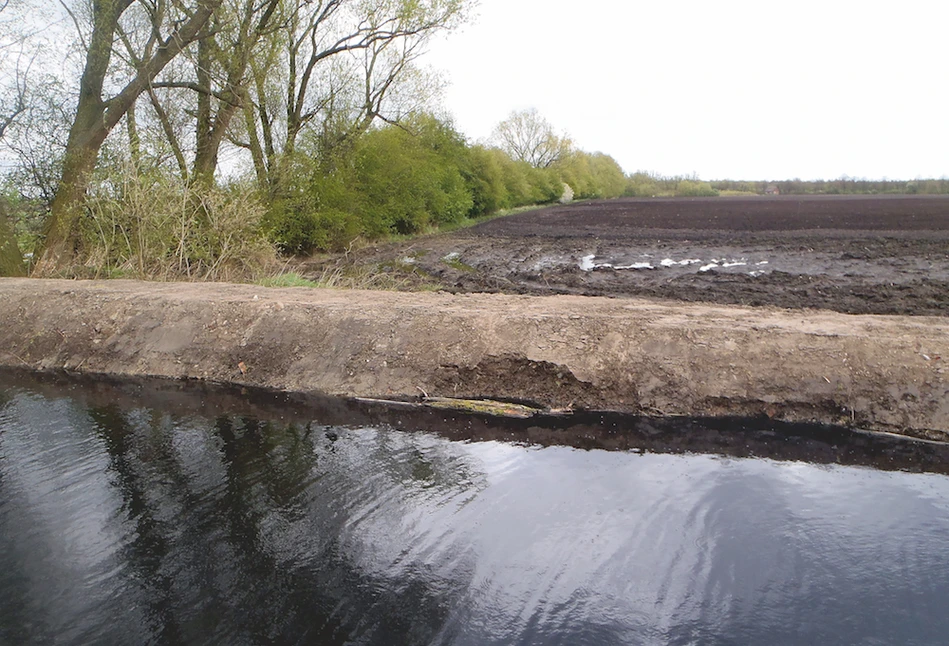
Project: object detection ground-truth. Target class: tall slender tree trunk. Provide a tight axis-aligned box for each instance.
[35,0,221,274]
[0,209,24,276]
[192,100,240,185]
[194,33,214,185]
[37,116,112,272]
[191,0,280,187]
[127,103,141,170]
[35,0,130,274]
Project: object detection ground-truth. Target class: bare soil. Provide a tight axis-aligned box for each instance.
[0,278,947,441]
[305,195,949,316]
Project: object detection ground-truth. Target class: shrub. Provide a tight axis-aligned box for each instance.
[80,171,276,281]
[262,202,322,256]
[463,146,510,216]
[587,153,627,198]
[354,115,473,233]
[260,114,630,255]
[675,179,719,197]
[625,172,662,197]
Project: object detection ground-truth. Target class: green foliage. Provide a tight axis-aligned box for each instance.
[625,172,663,197]
[259,113,639,255]
[524,164,564,203]
[555,151,626,199]
[485,154,560,208]
[462,145,509,216]
[262,114,576,254]
[0,182,47,260]
[354,115,473,234]
[588,153,628,198]
[675,179,719,197]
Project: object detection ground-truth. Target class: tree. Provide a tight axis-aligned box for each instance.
[35,0,222,274]
[238,0,470,199]
[0,0,34,140]
[492,108,572,169]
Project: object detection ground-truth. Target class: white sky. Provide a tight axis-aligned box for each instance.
[425,0,949,180]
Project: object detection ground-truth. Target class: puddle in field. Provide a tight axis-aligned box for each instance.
[580,253,766,276]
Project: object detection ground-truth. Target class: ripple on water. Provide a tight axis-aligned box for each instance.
[2,380,949,645]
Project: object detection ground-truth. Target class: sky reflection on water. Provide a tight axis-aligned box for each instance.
[2,377,949,645]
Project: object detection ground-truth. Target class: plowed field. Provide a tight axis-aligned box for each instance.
[310,195,949,316]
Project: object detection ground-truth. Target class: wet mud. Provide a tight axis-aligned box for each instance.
[8,368,949,476]
[311,195,949,316]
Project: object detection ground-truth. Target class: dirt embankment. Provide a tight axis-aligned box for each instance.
[1,278,947,441]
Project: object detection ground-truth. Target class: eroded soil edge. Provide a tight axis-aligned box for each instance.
[1,278,947,441]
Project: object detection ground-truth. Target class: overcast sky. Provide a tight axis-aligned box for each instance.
[425,0,948,181]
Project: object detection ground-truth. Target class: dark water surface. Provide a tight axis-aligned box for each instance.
[2,372,949,645]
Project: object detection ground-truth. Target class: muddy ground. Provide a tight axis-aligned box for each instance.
[1,279,947,440]
[304,195,949,316]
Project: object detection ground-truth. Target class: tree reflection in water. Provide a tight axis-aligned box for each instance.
[80,403,483,644]
[3,372,949,645]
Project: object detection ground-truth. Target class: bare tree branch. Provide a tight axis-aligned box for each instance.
[56,0,89,52]
[150,80,237,104]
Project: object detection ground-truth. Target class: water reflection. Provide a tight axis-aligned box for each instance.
[2,375,949,645]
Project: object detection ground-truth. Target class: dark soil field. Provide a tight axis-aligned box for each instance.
[306,195,949,316]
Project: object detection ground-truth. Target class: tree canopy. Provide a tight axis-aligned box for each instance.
[492,108,572,169]
[0,2,636,277]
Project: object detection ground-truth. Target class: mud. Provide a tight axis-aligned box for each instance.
[310,195,949,316]
[9,368,949,475]
[0,278,947,441]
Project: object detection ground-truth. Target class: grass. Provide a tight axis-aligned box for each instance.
[257,272,321,288]
[258,263,443,292]
[442,253,476,273]
[376,203,551,247]
[254,204,550,292]
[436,204,550,235]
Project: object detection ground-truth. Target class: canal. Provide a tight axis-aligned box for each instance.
[2,370,948,645]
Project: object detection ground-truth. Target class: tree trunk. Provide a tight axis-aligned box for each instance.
[191,0,280,187]
[192,100,239,185]
[240,87,267,189]
[37,117,111,273]
[127,103,141,170]
[0,210,24,277]
[34,0,130,274]
[35,0,221,274]
[194,32,213,184]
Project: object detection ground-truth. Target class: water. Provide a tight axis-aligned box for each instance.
[2,372,949,645]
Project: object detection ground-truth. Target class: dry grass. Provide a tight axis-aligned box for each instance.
[260,254,441,292]
[78,171,277,282]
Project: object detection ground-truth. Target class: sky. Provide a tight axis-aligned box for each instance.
[424,0,949,181]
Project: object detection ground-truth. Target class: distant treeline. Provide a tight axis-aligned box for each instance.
[710,178,949,196]
[622,174,949,199]
[624,173,720,198]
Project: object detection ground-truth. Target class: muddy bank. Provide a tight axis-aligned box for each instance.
[1,278,947,440]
